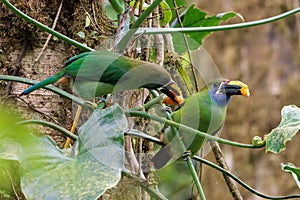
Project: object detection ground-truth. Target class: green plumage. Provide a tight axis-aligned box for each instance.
[168,85,225,154]
[152,79,249,199]
[21,51,174,100]
[153,82,227,169]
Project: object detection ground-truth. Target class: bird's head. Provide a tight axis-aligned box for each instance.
[209,79,250,107]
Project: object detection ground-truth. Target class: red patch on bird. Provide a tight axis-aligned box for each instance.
[224,79,230,84]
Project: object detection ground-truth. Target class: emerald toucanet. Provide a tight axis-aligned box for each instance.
[152,79,250,169]
[20,50,183,104]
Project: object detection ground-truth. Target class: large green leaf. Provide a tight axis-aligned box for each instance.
[171,32,202,55]
[281,163,300,189]
[0,159,21,199]
[265,105,300,153]
[173,5,239,53]
[0,105,127,200]
[103,2,119,21]
[165,0,189,22]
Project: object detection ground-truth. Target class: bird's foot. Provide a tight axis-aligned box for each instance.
[160,104,172,114]
[94,97,106,104]
[181,150,192,161]
[93,97,107,109]
[95,95,113,109]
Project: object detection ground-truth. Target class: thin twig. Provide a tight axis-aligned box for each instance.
[5,38,28,95]
[16,96,61,125]
[79,0,100,32]
[0,75,86,106]
[32,0,64,66]
[91,1,100,31]
[130,0,139,19]
[172,0,199,92]
[122,172,168,200]
[125,129,164,145]
[193,155,300,199]
[126,110,265,149]
[64,104,82,148]
[125,135,143,176]
[210,141,243,200]
[136,8,300,35]
[17,119,78,140]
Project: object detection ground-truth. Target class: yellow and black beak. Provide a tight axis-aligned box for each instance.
[161,80,185,106]
[219,80,250,97]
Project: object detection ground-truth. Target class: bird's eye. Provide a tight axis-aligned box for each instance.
[213,83,220,88]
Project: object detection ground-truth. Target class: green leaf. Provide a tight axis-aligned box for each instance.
[281,163,300,189]
[180,52,196,93]
[0,159,21,198]
[0,105,126,200]
[85,13,91,28]
[108,0,125,15]
[173,5,239,52]
[166,0,189,22]
[172,32,201,54]
[77,105,126,170]
[103,2,119,21]
[159,1,172,27]
[265,105,300,153]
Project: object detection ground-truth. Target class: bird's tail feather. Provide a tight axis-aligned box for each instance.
[20,71,65,96]
[151,146,172,169]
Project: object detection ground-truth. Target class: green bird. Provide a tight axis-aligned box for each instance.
[152,79,250,168]
[152,79,249,199]
[20,50,183,104]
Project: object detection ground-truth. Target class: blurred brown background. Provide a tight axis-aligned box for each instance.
[0,0,299,199]
[198,0,300,199]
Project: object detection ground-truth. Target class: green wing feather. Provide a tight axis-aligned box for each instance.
[65,51,172,97]
[63,52,90,66]
[64,51,171,86]
[21,50,174,98]
[152,85,226,168]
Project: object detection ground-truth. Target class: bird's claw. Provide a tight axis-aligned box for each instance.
[94,97,107,109]
[94,97,107,104]
[95,95,113,109]
[181,150,192,161]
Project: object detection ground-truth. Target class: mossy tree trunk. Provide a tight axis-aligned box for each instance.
[0,0,114,147]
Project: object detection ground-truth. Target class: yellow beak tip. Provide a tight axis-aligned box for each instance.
[242,87,250,97]
[229,80,250,97]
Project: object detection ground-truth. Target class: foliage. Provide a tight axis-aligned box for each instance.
[265,105,300,153]
[1,0,300,199]
[172,4,240,53]
[0,105,126,200]
[282,163,300,189]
